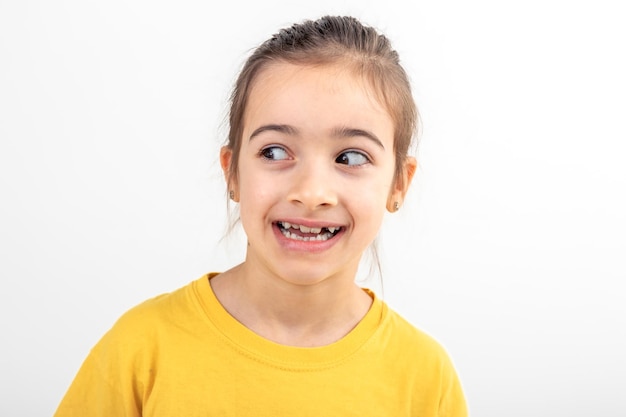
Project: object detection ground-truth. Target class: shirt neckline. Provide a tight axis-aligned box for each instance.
[192,273,386,370]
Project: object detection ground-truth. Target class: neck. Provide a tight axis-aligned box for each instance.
[210,262,372,347]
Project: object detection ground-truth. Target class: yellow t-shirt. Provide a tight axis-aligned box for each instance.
[55,274,468,416]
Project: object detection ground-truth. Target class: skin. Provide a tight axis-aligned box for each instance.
[213,62,416,347]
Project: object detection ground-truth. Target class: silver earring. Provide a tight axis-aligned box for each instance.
[229,190,235,200]
[394,201,400,211]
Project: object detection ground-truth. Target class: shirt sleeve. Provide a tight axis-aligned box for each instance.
[438,354,469,417]
[53,306,153,417]
[54,347,142,417]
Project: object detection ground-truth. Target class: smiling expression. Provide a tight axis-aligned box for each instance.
[222,62,411,287]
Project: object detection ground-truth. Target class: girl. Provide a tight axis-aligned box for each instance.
[55,15,468,416]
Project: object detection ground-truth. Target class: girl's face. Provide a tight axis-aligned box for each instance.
[222,62,414,287]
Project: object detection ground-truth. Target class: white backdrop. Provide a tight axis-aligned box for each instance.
[1,0,625,415]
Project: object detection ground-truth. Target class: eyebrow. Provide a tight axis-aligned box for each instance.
[331,126,385,150]
[249,124,385,150]
[249,124,299,140]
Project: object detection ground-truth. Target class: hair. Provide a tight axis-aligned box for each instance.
[223,15,418,190]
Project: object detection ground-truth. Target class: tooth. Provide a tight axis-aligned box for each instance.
[300,225,311,233]
[310,227,322,234]
[291,224,300,230]
[282,221,291,229]
[280,224,337,242]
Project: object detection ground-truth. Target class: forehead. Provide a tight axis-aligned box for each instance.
[243,62,394,137]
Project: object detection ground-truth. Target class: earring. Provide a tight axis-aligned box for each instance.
[394,201,400,211]
[229,190,235,200]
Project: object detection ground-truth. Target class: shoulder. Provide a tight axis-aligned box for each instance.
[54,278,211,415]
[376,304,468,415]
[114,283,186,328]
[94,276,208,355]
[381,304,451,359]
[376,303,462,384]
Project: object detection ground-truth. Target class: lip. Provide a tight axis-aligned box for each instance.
[272,220,345,253]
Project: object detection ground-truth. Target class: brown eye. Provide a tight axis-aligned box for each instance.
[335,151,370,166]
[260,146,289,160]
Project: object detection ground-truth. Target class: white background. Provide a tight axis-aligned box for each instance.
[1,0,625,415]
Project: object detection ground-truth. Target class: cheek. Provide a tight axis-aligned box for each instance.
[350,178,391,219]
[236,167,277,227]
[239,170,276,204]
[237,159,263,195]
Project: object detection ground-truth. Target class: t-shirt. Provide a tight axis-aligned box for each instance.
[55,273,468,416]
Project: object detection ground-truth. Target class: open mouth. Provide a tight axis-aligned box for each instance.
[276,221,342,242]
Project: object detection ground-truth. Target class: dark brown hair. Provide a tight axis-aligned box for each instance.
[223,15,418,189]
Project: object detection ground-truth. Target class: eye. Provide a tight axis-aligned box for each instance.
[260,146,289,161]
[335,150,370,166]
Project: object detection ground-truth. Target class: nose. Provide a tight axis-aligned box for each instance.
[286,160,338,210]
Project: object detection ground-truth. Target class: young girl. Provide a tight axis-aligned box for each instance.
[55,15,468,416]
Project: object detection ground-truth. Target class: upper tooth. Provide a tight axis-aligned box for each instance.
[328,227,336,233]
[298,225,322,234]
[281,222,327,234]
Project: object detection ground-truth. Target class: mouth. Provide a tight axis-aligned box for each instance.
[276,221,343,242]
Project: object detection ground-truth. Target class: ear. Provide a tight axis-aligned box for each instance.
[220,146,239,202]
[387,156,417,212]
